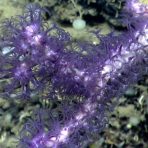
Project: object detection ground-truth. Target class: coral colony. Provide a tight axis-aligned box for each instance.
[0,0,148,147]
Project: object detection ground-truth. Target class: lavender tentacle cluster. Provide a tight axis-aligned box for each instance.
[0,0,148,148]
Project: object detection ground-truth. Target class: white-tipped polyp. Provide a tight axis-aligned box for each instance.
[128,0,148,14]
[25,24,39,37]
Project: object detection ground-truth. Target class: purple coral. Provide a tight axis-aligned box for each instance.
[0,4,71,99]
[18,28,148,147]
[0,0,148,148]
